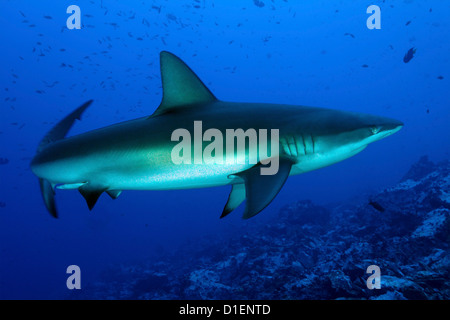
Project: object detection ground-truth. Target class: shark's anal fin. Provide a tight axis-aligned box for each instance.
[237,159,293,219]
[78,184,107,211]
[220,183,245,219]
[150,51,217,117]
[39,178,57,218]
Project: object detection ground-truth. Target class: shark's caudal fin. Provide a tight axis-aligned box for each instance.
[222,159,293,219]
[38,178,57,218]
[151,51,217,117]
[37,100,93,152]
[36,100,93,218]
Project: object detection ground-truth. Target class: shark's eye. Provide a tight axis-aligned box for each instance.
[370,126,381,135]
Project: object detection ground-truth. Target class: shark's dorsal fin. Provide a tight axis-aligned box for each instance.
[151,51,217,117]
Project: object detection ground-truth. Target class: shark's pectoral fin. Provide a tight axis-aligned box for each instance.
[39,178,57,218]
[220,183,245,219]
[237,159,293,219]
[150,51,217,117]
[106,190,122,199]
[78,184,107,210]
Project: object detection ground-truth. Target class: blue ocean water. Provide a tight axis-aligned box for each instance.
[0,0,448,299]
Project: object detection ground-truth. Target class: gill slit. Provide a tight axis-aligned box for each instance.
[301,134,307,155]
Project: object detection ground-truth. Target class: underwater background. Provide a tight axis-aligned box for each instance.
[0,0,448,299]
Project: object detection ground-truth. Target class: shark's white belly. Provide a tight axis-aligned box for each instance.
[290,145,367,175]
[107,163,251,190]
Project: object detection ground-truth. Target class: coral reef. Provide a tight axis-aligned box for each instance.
[77,156,449,300]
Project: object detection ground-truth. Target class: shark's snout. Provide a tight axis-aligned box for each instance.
[365,116,403,143]
[377,118,404,138]
[380,119,404,133]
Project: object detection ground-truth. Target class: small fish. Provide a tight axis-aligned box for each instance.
[344,32,355,38]
[437,75,444,80]
[368,200,385,212]
[0,157,9,165]
[43,80,59,88]
[43,15,53,20]
[253,0,265,8]
[361,64,368,68]
[405,20,411,26]
[167,13,177,21]
[403,47,416,63]
[0,202,6,208]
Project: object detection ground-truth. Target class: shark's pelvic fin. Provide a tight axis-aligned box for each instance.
[36,100,93,218]
[78,184,107,211]
[106,190,122,199]
[39,178,57,218]
[220,183,246,218]
[237,159,293,219]
[151,51,217,117]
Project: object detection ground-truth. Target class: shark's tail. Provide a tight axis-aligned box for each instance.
[34,100,93,218]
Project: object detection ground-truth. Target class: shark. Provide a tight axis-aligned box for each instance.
[30,51,403,219]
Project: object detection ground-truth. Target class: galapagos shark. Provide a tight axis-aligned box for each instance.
[30,51,403,219]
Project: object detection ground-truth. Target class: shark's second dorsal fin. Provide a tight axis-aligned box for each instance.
[151,51,217,117]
